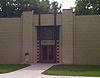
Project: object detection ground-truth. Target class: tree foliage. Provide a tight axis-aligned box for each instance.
[75,0,100,15]
[0,0,61,17]
[50,1,62,13]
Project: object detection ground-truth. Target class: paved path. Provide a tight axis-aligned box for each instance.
[0,63,100,78]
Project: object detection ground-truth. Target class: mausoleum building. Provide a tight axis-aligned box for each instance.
[0,9,100,65]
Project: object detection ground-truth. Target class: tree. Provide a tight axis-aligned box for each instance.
[0,0,32,17]
[31,0,51,13]
[75,0,100,15]
[50,1,62,13]
[0,0,61,17]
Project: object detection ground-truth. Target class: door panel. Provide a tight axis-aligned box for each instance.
[40,45,56,63]
[42,46,48,60]
[49,46,54,60]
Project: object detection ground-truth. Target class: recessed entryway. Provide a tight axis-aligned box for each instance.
[37,26,59,63]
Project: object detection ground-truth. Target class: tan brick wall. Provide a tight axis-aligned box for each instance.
[61,9,74,64]
[32,19,37,63]
[33,15,38,26]
[33,14,62,26]
[75,15,100,65]
[41,14,54,26]
[56,14,62,25]
[0,18,22,64]
[22,11,34,64]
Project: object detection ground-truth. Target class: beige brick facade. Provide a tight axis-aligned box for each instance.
[0,9,100,65]
[74,15,100,65]
[0,18,22,64]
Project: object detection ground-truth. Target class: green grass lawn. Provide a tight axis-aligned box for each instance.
[42,65,100,77]
[0,64,30,74]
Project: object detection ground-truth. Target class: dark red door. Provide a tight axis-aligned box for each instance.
[40,45,56,63]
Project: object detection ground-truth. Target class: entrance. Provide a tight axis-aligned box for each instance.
[40,45,56,63]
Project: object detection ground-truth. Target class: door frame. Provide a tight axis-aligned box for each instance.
[39,45,56,63]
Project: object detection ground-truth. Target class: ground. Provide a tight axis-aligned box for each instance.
[43,65,100,77]
[0,64,100,78]
[0,64,29,73]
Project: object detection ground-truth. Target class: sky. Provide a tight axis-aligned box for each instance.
[50,0,76,9]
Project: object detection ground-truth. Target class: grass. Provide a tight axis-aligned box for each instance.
[0,64,30,74]
[42,65,100,77]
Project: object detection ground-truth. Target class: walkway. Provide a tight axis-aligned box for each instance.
[0,63,99,78]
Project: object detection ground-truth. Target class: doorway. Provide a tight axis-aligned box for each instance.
[40,45,56,63]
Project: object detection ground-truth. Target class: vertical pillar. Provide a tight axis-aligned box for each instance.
[32,16,37,63]
[22,11,33,64]
[62,9,74,64]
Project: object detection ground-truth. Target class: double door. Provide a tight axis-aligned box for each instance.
[40,45,56,63]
